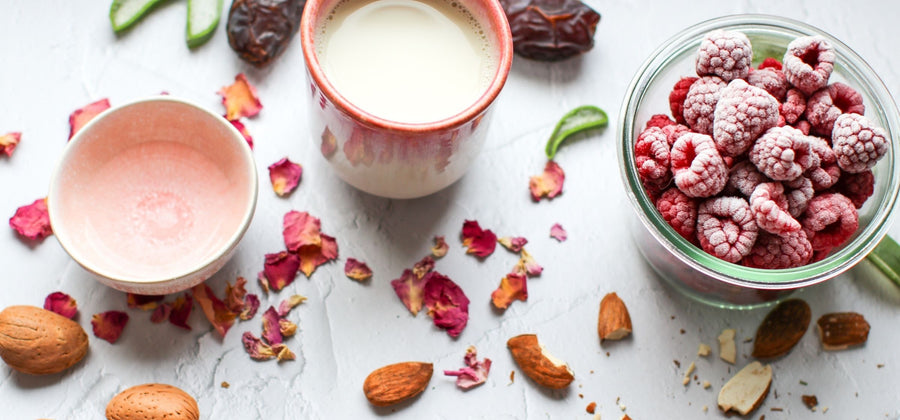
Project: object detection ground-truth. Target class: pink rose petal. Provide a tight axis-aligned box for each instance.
[91,311,129,344]
[344,258,373,281]
[461,220,497,258]
[268,158,303,197]
[444,346,492,390]
[242,331,277,361]
[68,98,110,141]
[228,118,254,149]
[498,236,528,253]
[550,223,568,242]
[423,272,470,337]
[261,306,283,345]
[151,303,172,324]
[413,256,435,279]
[9,198,52,241]
[258,251,300,292]
[297,234,338,277]
[529,160,565,201]
[391,269,428,316]
[515,249,543,277]
[223,277,248,314]
[431,235,449,258]
[192,282,237,337]
[43,292,77,319]
[283,211,323,252]
[218,73,262,120]
[126,293,165,311]
[0,132,21,157]
[490,273,528,310]
[240,294,260,320]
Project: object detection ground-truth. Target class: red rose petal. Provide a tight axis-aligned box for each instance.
[297,234,338,277]
[444,346,492,390]
[168,293,193,330]
[491,273,528,310]
[261,306,283,345]
[240,294,260,320]
[43,292,77,319]
[91,311,129,344]
[126,293,165,311]
[277,294,307,317]
[529,160,565,201]
[283,211,323,252]
[227,118,254,149]
[413,256,435,279]
[68,98,110,140]
[344,258,373,281]
[9,198,52,241]
[218,73,263,120]
[193,280,245,338]
[151,303,172,324]
[390,269,427,316]
[258,251,300,292]
[0,132,21,157]
[550,223,568,242]
[461,220,497,258]
[431,235,449,258]
[498,236,528,253]
[423,272,470,337]
[242,331,277,361]
[268,158,303,197]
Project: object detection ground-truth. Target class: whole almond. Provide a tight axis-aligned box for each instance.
[816,312,870,350]
[507,334,574,389]
[0,305,88,375]
[363,362,433,407]
[598,292,632,342]
[752,299,811,359]
[106,383,199,420]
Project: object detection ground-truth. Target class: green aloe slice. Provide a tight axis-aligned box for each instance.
[866,234,900,287]
[109,0,170,33]
[187,0,223,48]
[545,105,608,160]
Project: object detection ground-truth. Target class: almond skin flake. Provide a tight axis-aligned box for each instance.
[68,98,110,140]
[91,311,129,344]
[268,157,303,196]
[9,198,52,241]
[43,292,77,319]
[218,73,262,120]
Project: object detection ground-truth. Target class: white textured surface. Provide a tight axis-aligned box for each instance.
[2,0,900,418]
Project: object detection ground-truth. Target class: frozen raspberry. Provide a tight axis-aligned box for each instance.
[661,123,690,147]
[635,127,672,191]
[725,160,768,197]
[811,248,833,263]
[805,136,841,190]
[669,76,699,124]
[670,133,728,197]
[750,182,801,235]
[783,36,836,95]
[750,126,819,181]
[783,176,814,218]
[683,76,727,135]
[780,89,806,125]
[806,83,865,136]
[645,114,676,129]
[834,169,874,209]
[713,79,780,157]
[655,187,698,241]
[742,230,813,269]
[758,57,783,70]
[695,29,753,82]
[801,193,858,251]
[747,67,789,101]
[832,113,889,173]
[696,197,758,263]
[793,120,811,135]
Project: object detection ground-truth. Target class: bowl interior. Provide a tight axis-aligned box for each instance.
[49,98,257,284]
[620,15,900,288]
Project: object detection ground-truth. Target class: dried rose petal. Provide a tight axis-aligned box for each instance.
[431,235,449,258]
[268,158,303,197]
[461,220,497,258]
[167,294,193,330]
[0,132,21,157]
[277,294,307,317]
[550,223,568,242]
[218,73,262,120]
[9,198,52,241]
[68,98,110,140]
[491,272,528,310]
[283,211,323,252]
[423,272,470,337]
[43,292,77,319]
[321,127,337,158]
[258,251,300,292]
[391,269,427,315]
[192,283,237,337]
[413,256,436,279]
[126,293,165,311]
[344,258,373,281]
[279,318,298,337]
[498,236,528,253]
[224,277,248,314]
[444,346,492,390]
[262,306,283,345]
[151,303,172,324]
[242,332,277,361]
[240,294,260,320]
[514,249,543,277]
[228,118,254,149]
[297,234,338,277]
[529,160,565,201]
[272,343,296,362]
[91,311,129,344]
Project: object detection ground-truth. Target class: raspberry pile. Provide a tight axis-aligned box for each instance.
[637,30,892,269]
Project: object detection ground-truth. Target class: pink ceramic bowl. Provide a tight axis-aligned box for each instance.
[299,0,513,199]
[47,97,258,295]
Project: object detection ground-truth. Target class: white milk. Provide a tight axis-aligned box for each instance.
[316,0,496,124]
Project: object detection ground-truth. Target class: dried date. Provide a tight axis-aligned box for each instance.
[500,0,601,61]
[227,0,306,68]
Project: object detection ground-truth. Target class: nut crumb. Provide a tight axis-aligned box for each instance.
[682,376,690,386]
[221,381,230,389]
[593,414,602,420]
[680,328,686,334]
[606,352,610,357]
[586,401,597,414]
[698,343,711,357]
[822,406,828,413]
[509,370,515,385]
[703,380,711,389]
[718,328,737,364]
[590,370,595,374]
[702,405,708,412]
[743,337,752,343]
[674,360,681,368]
[770,407,783,412]
[579,393,584,399]
[802,394,818,410]
[877,363,885,368]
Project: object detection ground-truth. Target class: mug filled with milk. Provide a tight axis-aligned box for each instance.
[300,0,513,198]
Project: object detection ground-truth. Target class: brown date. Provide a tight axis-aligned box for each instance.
[500,0,600,61]
[227,0,306,68]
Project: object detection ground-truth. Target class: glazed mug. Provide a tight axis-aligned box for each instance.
[299,0,514,199]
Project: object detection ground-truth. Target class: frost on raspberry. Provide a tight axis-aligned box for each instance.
[794,120,812,136]
[801,193,858,251]
[655,187,698,241]
[635,126,671,191]
[749,126,818,181]
[529,160,565,201]
[806,83,865,136]
[683,76,727,135]
[0,132,21,157]
[747,67,789,101]
[645,114,675,129]
[780,89,806,125]
[695,29,752,82]
[662,123,690,147]
[670,133,728,198]
[835,170,874,209]
[696,197,758,263]
[713,79,780,156]
[725,160,767,197]
[749,182,801,235]
[669,76,698,124]
[805,136,841,191]
[758,57,783,70]
[832,113,889,173]
[783,36,836,95]
[783,176,814,218]
[742,230,812,269]
[9,198,52,241]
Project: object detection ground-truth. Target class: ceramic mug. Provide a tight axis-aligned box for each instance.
[299,0,514,199]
